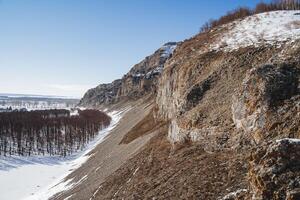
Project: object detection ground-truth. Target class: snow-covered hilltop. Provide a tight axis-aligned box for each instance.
[211,10,300,51]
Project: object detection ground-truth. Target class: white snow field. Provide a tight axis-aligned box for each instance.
[210,10,300,51]
[0,108,129,200]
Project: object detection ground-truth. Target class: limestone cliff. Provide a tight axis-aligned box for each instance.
[157,11,300,148]
[79,42,177,107]
[77,10,300,200]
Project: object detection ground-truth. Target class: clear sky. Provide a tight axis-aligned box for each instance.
[0,0,270,98]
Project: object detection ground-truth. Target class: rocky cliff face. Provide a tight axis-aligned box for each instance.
[79,42,177,107]
[232,63,300,143]
[153,10,300,199]
[157,11,300,148]
[79,10,300,200]
[79,79,122,107]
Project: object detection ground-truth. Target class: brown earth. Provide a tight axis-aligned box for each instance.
[92,128,248,200]
[89,42,300,199]
[67,44,300,200]
[59,11,300,200]
[119,108,166,145]
[51,98,158,200]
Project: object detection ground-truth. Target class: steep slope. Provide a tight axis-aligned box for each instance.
[43,42,177,200]
[79,42,177,107]
[64,10,300,200]
[87,10,300,200]
[50,99,159,200]
[157,11,300,146]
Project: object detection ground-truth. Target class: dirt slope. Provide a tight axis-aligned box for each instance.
[51,98,157,200]
[68,10,300,200]
[92,131,248,200]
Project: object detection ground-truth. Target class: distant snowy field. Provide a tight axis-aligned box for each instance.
[0,109,128,200]
[0,93,79,111]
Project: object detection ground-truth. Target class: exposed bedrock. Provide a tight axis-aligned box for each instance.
[79,42,177,107]
[157,42,300,147]
[232,63,300,143]
[248,139,300,200]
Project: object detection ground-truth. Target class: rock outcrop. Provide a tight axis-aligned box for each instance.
[79,42,177,107]
[232,64,300,143]
[79,79,122,107]
[249,139,300,200]
[77,10,300,200]
[156,11,300,147]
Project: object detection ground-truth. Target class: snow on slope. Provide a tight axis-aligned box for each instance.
[276,138,300,144]
[0,108,130,200]
[211,10,300,51]
[160,42,177,58]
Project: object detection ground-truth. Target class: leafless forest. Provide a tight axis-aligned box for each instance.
[0,109,111,156]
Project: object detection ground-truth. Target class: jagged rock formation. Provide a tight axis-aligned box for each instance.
[157,11,300,147]
[70,10,300,200]
[79,42,177,107]
[79,79,122,106]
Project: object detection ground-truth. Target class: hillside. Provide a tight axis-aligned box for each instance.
[55,10,300,200]
[79,42,177,107]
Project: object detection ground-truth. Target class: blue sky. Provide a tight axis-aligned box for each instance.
[0,0,269,98]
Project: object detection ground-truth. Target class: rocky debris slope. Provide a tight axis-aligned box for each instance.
[50,100,157,200]
[79,42,177,107]
[77,10,300,200]
[153,10,300,199]
[92,133,248,200]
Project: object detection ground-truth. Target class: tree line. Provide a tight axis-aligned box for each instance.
[200,0,300,32]
[0,109,111,157]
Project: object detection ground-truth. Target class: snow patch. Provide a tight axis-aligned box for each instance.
[276,138,300,144]
[132,73,144,78]
[211,11,300,51]
[90,185,102,200]
[220,189,247,200]
[160,43,177,58]
[145,66,163,79]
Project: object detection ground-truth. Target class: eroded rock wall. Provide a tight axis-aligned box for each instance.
[232,64,300,143]
[79,42,177,107]
[156,37,300,147]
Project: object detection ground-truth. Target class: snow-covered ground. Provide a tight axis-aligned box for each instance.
[0,101,77,111]
[0,93,74,99]
[0,108,129,200]
[276,138,300,144]
[0,93,79,111]
[211,10,300,51]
